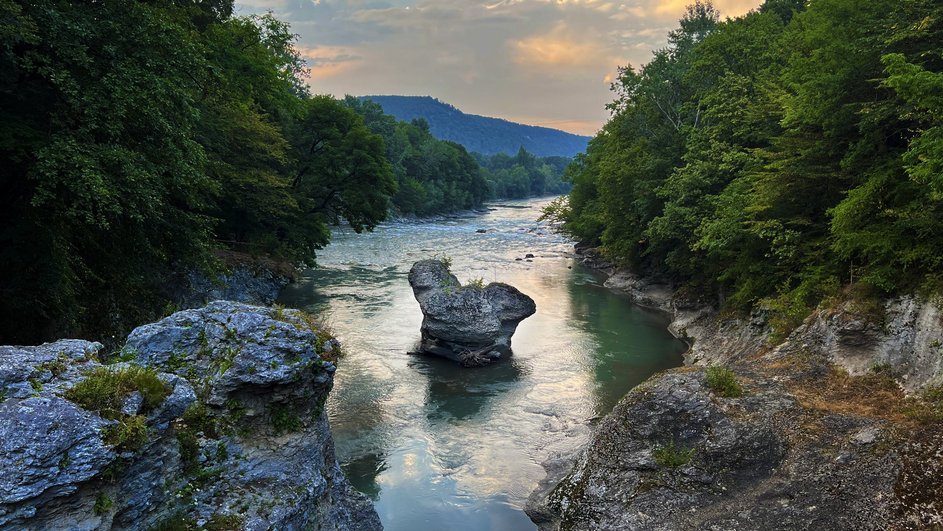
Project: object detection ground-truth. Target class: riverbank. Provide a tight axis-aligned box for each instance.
[0,302,379,530]
[526,247,943,529]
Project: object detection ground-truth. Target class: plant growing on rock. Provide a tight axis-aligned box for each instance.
[653,441,695,468]
[103,415,149,451]
[65,366,169,418]
[93,493,113,515]
[463,277,486,289]
[705,366,744,398]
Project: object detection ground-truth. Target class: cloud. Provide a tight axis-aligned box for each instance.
[235,0,764,135]
[513,22,617,71]
[296,46,362,80]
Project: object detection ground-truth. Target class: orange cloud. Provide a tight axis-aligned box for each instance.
[296,46,362,81]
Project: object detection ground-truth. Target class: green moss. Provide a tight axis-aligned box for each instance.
[903,385,943,423]
[204,514,245,531]
[94,493,113,515]
[39,355,70,378]
[65,366,169,419]
[653,441,695,468]
[270,403,302,435]
[103,415,149,451]
[29,378,43,393]
[176,430,200,473]
[149,512,196,531]
[705,366,744,398]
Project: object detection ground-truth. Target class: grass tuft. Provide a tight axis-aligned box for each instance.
[705,366,744,398]
[103,415,149,451]
[653,441,695,467]
[65,365,169,419]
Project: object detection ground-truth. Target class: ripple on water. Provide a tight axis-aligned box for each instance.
[277,198,686,531]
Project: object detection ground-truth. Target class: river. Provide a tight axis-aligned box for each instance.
[278,197,686,530]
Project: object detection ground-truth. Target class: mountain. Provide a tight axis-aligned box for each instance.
[359,95,590,158]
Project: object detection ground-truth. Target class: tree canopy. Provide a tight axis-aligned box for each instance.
[546,0,943,335]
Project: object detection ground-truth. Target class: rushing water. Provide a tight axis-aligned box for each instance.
[278,198,686,530]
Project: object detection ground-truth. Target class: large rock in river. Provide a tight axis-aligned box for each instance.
[408,259,536,366]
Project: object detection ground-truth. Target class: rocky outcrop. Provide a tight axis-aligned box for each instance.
[408,260,536,366]
[171,264,292,310]
[0,301,380,531]
[527,365,913,530]
[787,296,943,392]
[526,248,943,530]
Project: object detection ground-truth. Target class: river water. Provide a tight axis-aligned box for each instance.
[278,198,686,530]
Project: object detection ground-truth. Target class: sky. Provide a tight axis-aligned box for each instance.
[235,0,764,136]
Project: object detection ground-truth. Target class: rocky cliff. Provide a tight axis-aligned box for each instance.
[527,256,943,529]
[0,301,380,530]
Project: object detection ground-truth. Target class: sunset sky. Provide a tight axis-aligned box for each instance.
[235,0,763,135]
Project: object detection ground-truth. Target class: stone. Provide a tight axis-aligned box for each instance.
[0,302,381,531]
[527,370,903,531]
[408,260,536,366]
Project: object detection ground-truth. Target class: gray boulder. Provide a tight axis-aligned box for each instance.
[408,260,536,366]
[0,302,381,531]
[527,369,905,530]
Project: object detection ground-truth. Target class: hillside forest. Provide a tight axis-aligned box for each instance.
[543,0,943,337]
[0,1,567,344]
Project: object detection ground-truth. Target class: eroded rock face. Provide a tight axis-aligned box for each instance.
[408,260,536,366]
[527,370,905,531]
[0,302,380,531]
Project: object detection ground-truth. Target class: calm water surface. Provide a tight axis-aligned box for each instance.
[278,198,686,530]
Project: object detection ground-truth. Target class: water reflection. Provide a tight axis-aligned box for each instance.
[410,355,526,423]
[278,198,686,530]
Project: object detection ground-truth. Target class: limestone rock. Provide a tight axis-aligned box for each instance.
[408,260,536,366]
[527,370,903,531]
[0,303,381,531]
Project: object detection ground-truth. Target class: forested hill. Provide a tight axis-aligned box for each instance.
[359,95,590,157]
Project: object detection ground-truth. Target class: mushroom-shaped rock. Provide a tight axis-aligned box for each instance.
[408,260,536,366]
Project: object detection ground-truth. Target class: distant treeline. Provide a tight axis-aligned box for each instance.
[343,97,569,215]
[0,1,569,343]
[359,95,590,158]
[545,0,943,336]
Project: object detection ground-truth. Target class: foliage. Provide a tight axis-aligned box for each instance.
[475,147,571,199]
[704,366,744,398]
[464,277,486,289]
[270,403,302,435]
[65,366,169,419]
[94,493,114,516]
[552,0,943,322]
[0,2,431,343]
[345,96,487,215]
[357,95,589,157]
[652,441,695,467]
[103,415,149,451]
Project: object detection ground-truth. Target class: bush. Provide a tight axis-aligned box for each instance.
[653,441,695,467]
[103,415,149,451]
[65,366,169,419]
[94,493,114,515]
[705,366,744,398]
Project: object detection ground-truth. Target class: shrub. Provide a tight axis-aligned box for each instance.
[653,441,695,467]
[103,415,149,451]
[463,277,486,289]
[270,404,302,436]
[705,366,744,398]
[65,366,169,419]
[94,493,113,515]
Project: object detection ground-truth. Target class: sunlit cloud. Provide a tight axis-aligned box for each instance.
[235,0,765,135]
[297,46,362,81]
